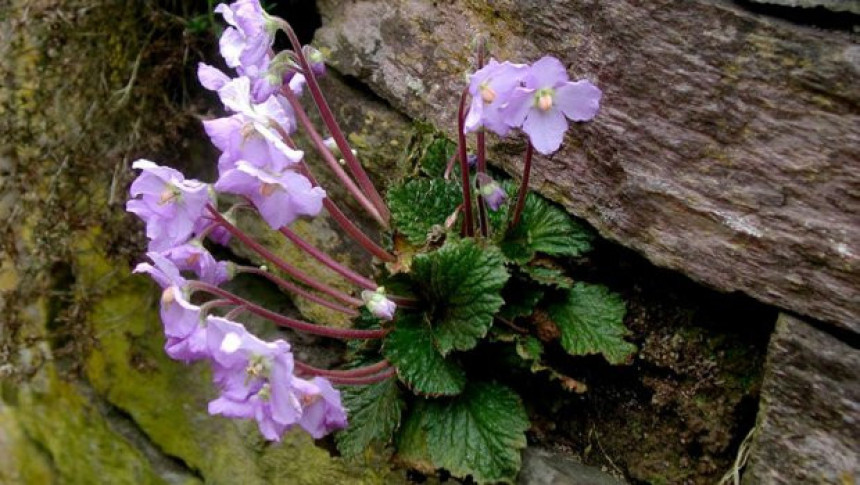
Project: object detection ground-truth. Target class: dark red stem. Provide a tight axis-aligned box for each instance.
[280,86,387,228]
[325,367,397,385]
[456,88,474,237]
[279,22,390,223]
[238,266,359,317]
[206,205,362,307]
[510,142,534,228]
[278,226,377,291]
[297,164,396,262]
[190,281,386,340]
[294,359,391,378]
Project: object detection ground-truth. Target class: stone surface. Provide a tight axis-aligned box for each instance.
[743,314,859,484]
[519,448,626,485]
[315,0,860,332]
[749,0,860,14]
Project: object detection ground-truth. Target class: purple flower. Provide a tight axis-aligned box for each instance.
[464,59,528,136]
[214,161,325,230]
[160,286,209,362]
[160,242,232,286]
[134,251,187,289]
[361,287,396,321]
[502,56,602,155]
[215,0,276,70]
[193,216,232,246]
[293,377,348,438]
[476,173,507,211]
[126,160,213,252]
[206,317,303,441]
[204,114,301,174]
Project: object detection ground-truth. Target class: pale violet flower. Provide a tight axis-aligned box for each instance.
[293,376,348,438]
[215,0,277,70]
[502,56,602,155]
[464,59,528,136]
[126,160,213,252]
[159,286,209,362]
[206,317,303,441]
[214,161,325,230]
[160,242,232,286]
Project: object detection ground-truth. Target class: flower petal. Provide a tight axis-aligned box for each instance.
[555,80,602,122]
[523,107,568,155]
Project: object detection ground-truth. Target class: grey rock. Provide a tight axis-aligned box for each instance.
[743,314,860,484]
[315,0,860,333]
[519,448,626,485]
[749,0,860,14]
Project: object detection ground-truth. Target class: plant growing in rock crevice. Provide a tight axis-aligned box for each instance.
[126,1,635,482]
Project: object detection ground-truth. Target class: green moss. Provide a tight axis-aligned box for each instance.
[8,367,165,485]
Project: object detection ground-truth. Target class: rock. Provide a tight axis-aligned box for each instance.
[314,0,860,333]
[749,0,860,14]
[743,314,859,484]
[519,448,626,485]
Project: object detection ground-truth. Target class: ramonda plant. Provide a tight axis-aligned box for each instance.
[126,1,636,483]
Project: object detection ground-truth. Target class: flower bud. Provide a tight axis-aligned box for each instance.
[361,287,397,321]
[476,173,507,211]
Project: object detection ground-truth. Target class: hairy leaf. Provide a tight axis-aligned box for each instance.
[383,313,466,396]
[389,178,462,245]
[499,190,593,264]
[336,377,405,458]
[522,265,574,289]
[411,238,509,354]
[422,382,529,484]
[548,283,636,364]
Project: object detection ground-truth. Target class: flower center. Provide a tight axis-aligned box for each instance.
[159,187,180,205]
[161,287,176,306]
[535,87,555,111]
[300,393,321,407]
[259,182,279,197]
[479,83,497,103]
[185,252,201,266]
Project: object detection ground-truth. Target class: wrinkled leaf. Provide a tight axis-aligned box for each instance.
[421,382,529,484]
[336,377,404,458]
[548,283,636,364]
[411,238,509,354]
[522,264,574,289]
[383,313,466,396]
[389,178,462,245]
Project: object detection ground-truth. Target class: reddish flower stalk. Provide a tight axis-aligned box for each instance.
[510,142,534,228]
[278,21,390,223]
[190,281,387,340]
[457,88,475,237]
[206,204,363,307]
[294,359,391,378]
[296,164,396,262]
[237,266,360,317]
[475,38,489,237]
[280,86,387,228]
[278,226,377,291]
[323,367,397,386]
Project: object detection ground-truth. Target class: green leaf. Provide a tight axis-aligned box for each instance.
[389,178,462,245]
[420,138,457,177]
[394,402,434,473]
[515,336,544,362]
[383,313,466,396]
[522,265,574,289]
[335,378,405,459]
[411,238,509,354]
[499,190,593,264]
[421,382,529,484]
[499,282,544,320]
[548,283,636,365]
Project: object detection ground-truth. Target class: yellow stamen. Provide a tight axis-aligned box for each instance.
[259,183,278,197]
[480,84,497,103]
[161,287,176,306]
[538,93,553,111]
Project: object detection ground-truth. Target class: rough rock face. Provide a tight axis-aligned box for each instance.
[743,314,859,484]
[314,0,860,332]
[749,0,860,14]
